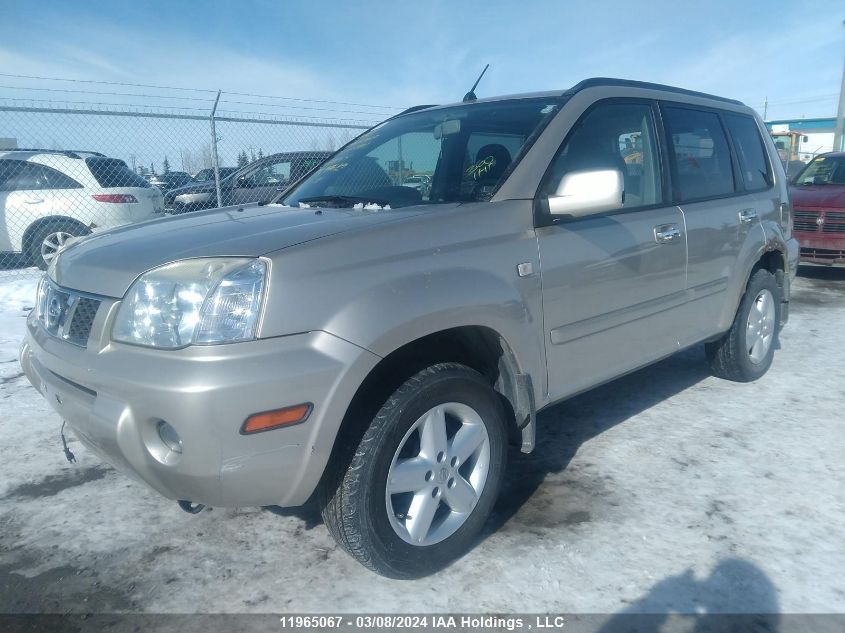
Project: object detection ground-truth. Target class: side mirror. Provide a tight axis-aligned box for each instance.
[548,169,624,217]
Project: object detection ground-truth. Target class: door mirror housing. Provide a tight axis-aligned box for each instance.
[548,169,624,217]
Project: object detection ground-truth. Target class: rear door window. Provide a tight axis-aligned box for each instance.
[662,106,736,201]
[724,114,772,191]
[0,161,82,191]
[86,157,151,188]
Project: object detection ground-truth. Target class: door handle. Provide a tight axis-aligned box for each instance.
[739,208,758,224]
[654,224,682,244]
[24,198,44,204]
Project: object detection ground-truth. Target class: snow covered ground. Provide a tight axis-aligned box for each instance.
[1,266,844,616]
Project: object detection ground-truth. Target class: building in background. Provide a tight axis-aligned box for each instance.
[0,138,17,150]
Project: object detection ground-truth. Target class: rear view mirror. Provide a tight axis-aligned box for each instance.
[433,119,461,139]
[548,169,624,217]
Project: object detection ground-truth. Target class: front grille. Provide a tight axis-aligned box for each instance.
[801,247,845,261]
[823,211,845,233]
[35,280,102,347]
[793,210,820,232]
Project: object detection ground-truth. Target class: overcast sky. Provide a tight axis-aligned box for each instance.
[1,0,843,121]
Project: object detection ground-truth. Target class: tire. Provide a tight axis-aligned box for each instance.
[320,363,507,579]
[27,221,90,270]
[705,268,781,382]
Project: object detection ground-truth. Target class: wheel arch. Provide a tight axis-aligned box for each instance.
[21,215,91,256]
[333,326,536,471]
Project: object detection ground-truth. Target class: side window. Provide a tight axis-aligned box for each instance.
[39,165,83,190]
[252,161,291,185]
[724,114,772,191]
[2,162,49,191]
[663,106,736,201]
[0,160,26,191]
[544,102,662,209]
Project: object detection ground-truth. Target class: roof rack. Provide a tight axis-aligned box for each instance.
[396,104,438,116]
[564,78,744,106]
[0,148,107,159]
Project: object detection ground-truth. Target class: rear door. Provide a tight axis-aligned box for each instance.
[660,104,765,344]
[536,99,688,400]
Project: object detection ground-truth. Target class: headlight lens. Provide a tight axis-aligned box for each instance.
[112,258,267,349]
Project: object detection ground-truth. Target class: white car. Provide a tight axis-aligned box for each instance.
[0,150,164,269]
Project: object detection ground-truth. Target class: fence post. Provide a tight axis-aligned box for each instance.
[209,90,223,207]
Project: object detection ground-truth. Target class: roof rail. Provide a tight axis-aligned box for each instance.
[564,78,744,106]
[396,104,438,116]
[0,148,107,159]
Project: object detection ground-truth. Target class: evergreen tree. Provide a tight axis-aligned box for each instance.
[162,156,171,174]
[257,148,264,160]
[237,151,249,168]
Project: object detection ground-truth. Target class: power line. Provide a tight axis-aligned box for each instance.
[0,72,404,110]
[0,84,398,116]
[0,96,384,123]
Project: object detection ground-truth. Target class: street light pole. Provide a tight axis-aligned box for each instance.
[834,19,845,152]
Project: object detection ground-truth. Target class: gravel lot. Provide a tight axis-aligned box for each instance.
[1,267,844,616]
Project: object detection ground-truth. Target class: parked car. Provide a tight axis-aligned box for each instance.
[164,152,331,213]
[789,152,845,265]
[147,171,194,192]
[0,150,163,269]
[193,167,239,182]
[402,174,432,197]
[21,79,798,578]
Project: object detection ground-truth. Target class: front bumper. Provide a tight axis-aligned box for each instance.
[21,315,379,507]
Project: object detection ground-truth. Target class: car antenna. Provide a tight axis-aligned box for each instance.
[463,64,490,103]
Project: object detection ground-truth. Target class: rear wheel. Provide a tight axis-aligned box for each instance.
[28,221,90,270]
[705,269,781,382]
[320,363,507,578]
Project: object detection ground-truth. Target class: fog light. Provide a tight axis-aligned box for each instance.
[157,421,182,454]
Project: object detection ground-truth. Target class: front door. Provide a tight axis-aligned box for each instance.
[536,100,688,400]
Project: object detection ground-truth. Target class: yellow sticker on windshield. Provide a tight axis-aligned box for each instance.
[466,156,496,180]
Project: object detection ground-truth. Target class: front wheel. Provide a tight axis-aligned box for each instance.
[320,363,507,578]
[705,268,781,382]
[28,221,90,270]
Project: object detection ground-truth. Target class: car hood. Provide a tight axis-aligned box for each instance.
[52,203,420,297]
[789,184,845,208]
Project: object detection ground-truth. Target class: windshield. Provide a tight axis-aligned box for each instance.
[794,155,845,186]
[281,98,565,208]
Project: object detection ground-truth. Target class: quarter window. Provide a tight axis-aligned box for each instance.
[544,102,662,209]
[663,106,736,201]
[724,114,772,191]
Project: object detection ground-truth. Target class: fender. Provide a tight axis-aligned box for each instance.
[720,218,791,334]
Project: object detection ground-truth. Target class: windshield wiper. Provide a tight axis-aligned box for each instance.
[297,195,390,208]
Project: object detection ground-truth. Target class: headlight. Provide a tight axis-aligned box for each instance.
[112,258,267,349]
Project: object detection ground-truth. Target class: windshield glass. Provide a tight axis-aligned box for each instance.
[281,97,564,208]
[794,155,845,185]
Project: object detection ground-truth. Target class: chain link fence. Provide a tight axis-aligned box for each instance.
[0,82,398,279]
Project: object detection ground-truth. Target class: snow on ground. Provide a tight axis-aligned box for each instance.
[1,267,844,616]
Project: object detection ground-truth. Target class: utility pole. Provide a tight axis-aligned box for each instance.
[834,19,845,152]
[763,97,768,121]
